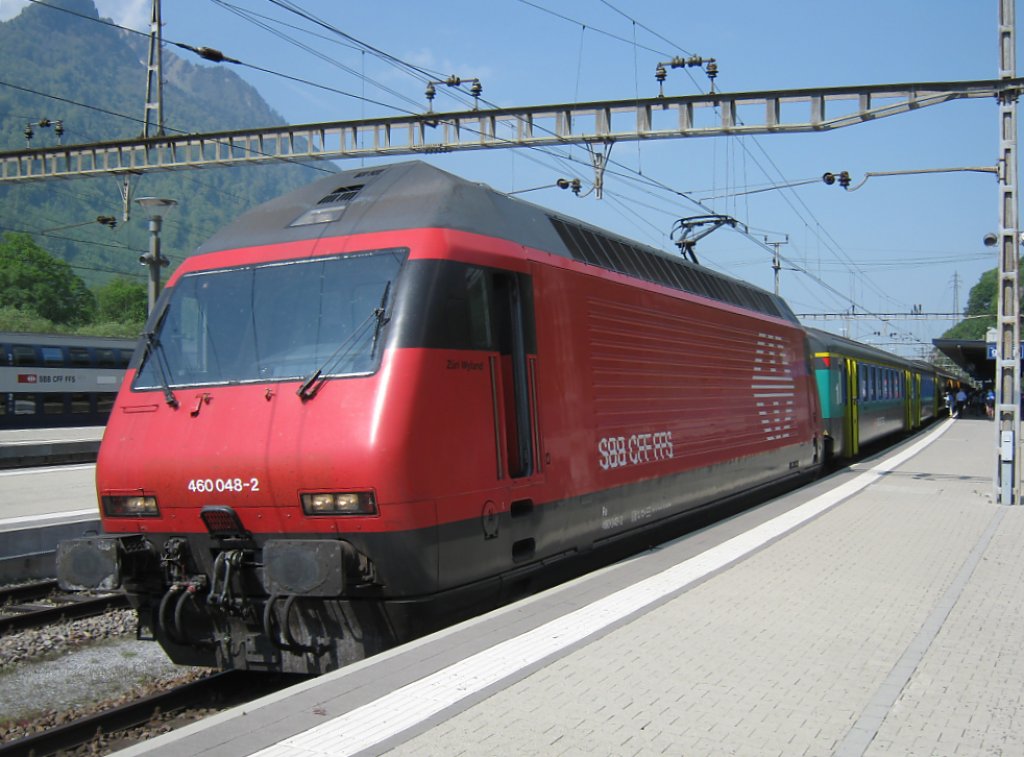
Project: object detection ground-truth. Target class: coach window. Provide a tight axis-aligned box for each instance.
[12,346,35,366]
[43,395,64,415]
[70,347,91,367]
[14,394,37,415]
[71,393,91,414]
[97,349,117,368]
[41,347,63,367]
[96,394,116,414]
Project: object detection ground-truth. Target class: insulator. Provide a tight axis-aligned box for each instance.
[838,171,851,188]
[570,178,581,195]
[196,46,226,63]
[705,60,718,80]
[470,80,482,98]
[24,123,33,142]
[54,120,64,138]
[686,56,703,67]
[655,64,667,84]
[425,82,436,102]
[822,172,836,185]
[38,118,51,127]
[445,75,461,87]
[556,178,570,189]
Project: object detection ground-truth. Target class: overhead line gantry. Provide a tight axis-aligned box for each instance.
[0,78,1020,184]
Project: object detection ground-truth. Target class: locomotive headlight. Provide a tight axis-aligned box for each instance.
[102,495,159,517]
[300,491,377,516]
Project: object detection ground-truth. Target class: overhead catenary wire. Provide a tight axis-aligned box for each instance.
[15,0,951,347]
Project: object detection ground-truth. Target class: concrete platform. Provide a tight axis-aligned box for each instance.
[120,417,1018,757]
[0,460,100,580]
[0,426,104,468]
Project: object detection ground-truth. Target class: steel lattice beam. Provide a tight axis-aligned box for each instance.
[1,78,1022,183]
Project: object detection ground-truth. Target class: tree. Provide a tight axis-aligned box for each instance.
[0,232,96,324]
[95,277,148,324]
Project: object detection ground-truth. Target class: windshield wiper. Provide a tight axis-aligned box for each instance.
[142,330,179,408]
[296,311,376,401]
[297,282,393,401]
[370,281,391,359]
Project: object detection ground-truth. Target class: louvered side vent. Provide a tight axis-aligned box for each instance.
[549,216,786,320]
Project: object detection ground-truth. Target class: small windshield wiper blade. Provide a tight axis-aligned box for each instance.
[296,304,383,402]
[371,281,392,359]
[142,330,179,408]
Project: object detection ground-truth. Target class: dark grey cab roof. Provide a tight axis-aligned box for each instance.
[195,161,797,323]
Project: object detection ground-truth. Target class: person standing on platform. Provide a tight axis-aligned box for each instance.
[955,387,967,418]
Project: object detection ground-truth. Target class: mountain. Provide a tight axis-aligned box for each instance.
[0,0,322,288]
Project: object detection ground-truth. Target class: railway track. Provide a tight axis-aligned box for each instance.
[0,579,129,634]
[0,669,299,756]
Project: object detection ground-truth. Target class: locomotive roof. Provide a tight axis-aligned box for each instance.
[196,161,797,323]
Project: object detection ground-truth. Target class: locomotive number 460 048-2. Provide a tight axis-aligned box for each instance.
[187,477,261,494]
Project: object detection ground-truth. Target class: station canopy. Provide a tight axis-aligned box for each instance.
[931,338,995,384]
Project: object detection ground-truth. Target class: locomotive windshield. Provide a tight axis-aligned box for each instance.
[133,249,406,390]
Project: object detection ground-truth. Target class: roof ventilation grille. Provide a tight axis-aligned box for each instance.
[317,184,364,206]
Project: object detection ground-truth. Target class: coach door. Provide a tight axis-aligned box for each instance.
[845,358,859,457]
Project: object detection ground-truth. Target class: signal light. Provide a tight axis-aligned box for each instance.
[822,171,851,189]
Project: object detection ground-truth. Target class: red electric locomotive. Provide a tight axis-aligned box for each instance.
[59,161,823,673]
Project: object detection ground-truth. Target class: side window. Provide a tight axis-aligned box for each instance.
[13,346,36,366]
[444,267,494,350]
[41,347,64,367]
[69,347,91,367]
[14,394,38,415]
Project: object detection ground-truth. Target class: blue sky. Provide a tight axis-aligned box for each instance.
[2,0,1018,356]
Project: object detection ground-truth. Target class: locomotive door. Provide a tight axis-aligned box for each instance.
[487,268,545,565]
[488,271,539,481]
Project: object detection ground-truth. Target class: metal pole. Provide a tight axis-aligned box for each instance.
[995,0,1020,503]
[136,197,176,314]
[145,215,162,314]
[143,0,164,138]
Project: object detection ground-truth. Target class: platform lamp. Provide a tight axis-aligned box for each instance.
[135,197,177,314]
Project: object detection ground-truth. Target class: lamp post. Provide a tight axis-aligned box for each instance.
[135,197,177,314]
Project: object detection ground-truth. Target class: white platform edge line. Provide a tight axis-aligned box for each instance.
[0,508,98,528]
[0,463,96,478]
[253,419,955,757]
